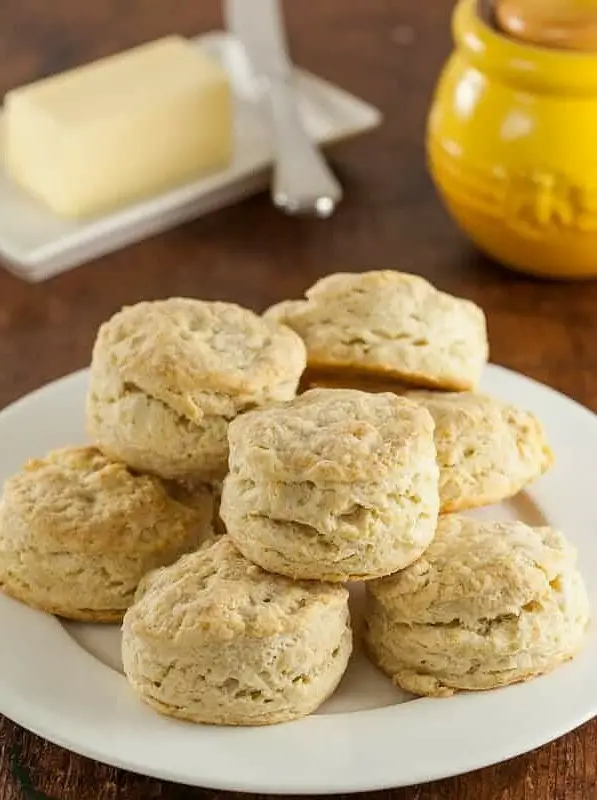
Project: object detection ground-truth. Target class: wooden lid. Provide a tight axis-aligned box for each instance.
[495,0,597,51]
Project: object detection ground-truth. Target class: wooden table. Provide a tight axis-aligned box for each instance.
[1,0,596,798]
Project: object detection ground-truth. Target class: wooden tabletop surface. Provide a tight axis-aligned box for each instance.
[1,0,597,798]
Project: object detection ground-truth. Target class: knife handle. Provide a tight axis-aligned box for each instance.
[265,76,342,217]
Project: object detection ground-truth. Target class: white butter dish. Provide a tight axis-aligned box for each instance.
[0,32,382,282]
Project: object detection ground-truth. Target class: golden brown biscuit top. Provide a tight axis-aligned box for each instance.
[264,271,488,391]
[128,537,348,642]
[368,516,577,625]
[227,387,435,484]
[92,298,306,421]
[0,445,212,554]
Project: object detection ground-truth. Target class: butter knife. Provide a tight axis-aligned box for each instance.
[225,0,342,217]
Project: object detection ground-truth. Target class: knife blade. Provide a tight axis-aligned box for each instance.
[225,0,342,217]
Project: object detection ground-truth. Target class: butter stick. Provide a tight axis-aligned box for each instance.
[4,36,232,219]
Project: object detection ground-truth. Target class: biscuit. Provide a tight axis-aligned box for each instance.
[365,516,590,696]
[265,271,488,391]
[87,365,229,484]
[122,537,352,725]
[0,446,214,621]
[94,298,307,421]
[87,298,306,483]
[218,505,438,582]
[223,473,419,533]
[221,389,439,581]
[404,391,554,512]
[226,387,436,485]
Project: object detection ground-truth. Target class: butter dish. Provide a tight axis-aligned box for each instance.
[0,32,381,282]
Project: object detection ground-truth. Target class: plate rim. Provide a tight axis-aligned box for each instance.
[0,363,596,794]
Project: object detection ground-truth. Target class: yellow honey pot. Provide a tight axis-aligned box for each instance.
[427,0,597,279]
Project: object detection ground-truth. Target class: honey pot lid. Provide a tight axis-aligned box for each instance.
[495,0,597,51]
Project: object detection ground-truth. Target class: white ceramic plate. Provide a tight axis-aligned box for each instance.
[0,365,595,793]
[0,32,381,283]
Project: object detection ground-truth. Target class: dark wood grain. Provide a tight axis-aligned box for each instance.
[1,0,597,798]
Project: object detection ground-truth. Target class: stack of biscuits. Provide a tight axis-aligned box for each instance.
[261,271,586,699]
[0,298,308,628]
[0,271,589,726]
